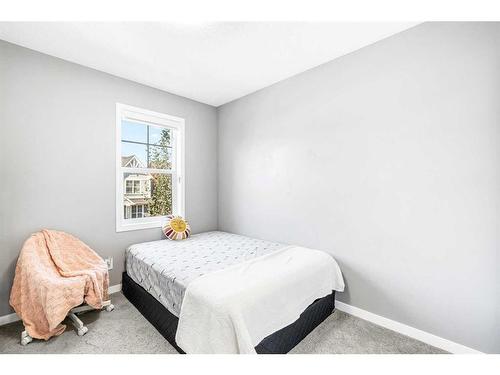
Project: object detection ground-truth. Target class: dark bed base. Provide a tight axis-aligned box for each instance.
[122,272,335,354]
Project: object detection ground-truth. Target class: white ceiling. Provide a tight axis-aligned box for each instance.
[0,22,417,106]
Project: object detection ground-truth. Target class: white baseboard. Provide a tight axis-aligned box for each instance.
[335,300,482,354]
[108,283,122,294]
[0,283,123,327]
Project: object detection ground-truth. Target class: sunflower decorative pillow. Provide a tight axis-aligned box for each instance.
[162,215,191,240]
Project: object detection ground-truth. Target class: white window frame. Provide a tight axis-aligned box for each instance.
[116,103,185,232]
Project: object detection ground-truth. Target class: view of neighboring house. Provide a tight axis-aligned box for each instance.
[122,155,152,219]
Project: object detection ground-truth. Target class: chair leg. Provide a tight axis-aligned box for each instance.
[68,312,88,336]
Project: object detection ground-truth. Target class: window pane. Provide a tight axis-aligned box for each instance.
[122,120,147,143]
[122,142,147,167]
[149,126,172,146]
[126,180,133,193]
[123,172,172,220]
[148,146,172,169]
[136,181,141,193]
[149,173,172,217]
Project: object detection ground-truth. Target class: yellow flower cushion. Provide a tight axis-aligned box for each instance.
[162,215,191,240]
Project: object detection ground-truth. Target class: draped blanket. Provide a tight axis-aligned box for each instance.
[176,246,344,354]
[9,230,109,340]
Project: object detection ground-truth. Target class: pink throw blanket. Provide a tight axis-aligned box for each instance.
[9,230,109,340]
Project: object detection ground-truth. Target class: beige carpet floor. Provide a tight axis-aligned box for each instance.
[0,293,446,354]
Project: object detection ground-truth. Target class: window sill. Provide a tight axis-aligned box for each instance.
[116,218,165,232]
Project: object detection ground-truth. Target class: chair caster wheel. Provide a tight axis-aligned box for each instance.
[105,304,114,312]
[77,326,88,336]
[20,331,33,346]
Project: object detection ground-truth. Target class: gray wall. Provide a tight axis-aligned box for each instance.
[218,22,500,353]
[0,40,218,316]
[1,23,499,353]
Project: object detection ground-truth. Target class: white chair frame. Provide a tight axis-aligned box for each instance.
[20,300,114,346]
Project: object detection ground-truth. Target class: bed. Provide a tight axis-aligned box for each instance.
[122,231,340,354]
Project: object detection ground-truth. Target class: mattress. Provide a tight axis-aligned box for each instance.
[125,231,287,316]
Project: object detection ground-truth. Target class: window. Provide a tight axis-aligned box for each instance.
[131,205,145,218]
[116,103,185,232]
[125,180,142,194]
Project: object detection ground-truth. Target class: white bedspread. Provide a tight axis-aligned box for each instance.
[175,245,345,354]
